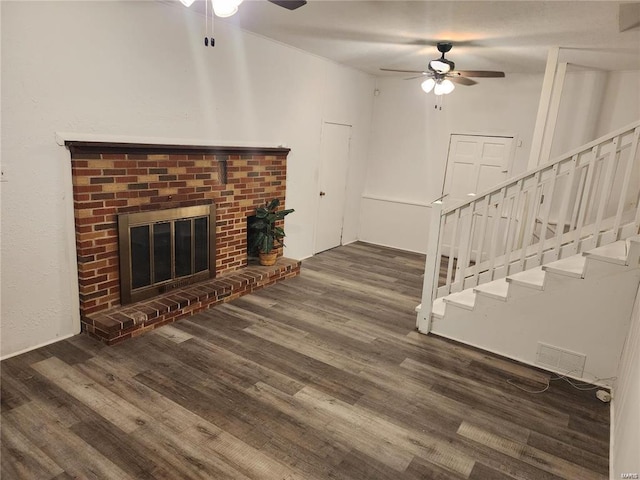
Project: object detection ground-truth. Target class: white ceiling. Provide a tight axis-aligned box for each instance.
[209,0,640,75]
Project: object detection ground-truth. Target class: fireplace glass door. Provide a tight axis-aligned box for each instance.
[119,205,215,304]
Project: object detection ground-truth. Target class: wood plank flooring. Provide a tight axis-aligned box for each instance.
[1,242,609,479]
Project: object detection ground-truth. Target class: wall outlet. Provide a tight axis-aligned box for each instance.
[596,390,611,402]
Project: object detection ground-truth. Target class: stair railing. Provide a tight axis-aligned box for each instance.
[418,120,640,332]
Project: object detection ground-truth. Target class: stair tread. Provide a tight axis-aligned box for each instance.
[474,279,509,300]
[507,266,545,289]
[432,298,446,318]
[443,289,476,310]
[583,240,628,265]
[542,255,586,278]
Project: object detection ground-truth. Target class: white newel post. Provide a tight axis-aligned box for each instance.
[417,201,444,333]
[528,47,560,170]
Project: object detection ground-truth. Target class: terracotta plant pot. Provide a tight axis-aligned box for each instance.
[259,251,278,266]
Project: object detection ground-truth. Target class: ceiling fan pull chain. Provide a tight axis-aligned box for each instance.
[205,0,209,46]
[210,0,215,47]
[203,0,215,47]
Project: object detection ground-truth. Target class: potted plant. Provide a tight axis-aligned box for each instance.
[248,198,294,266]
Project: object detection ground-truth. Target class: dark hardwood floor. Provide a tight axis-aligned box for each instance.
[1,242,609,479]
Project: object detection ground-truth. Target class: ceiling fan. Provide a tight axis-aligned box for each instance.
[179,0,306,16]
[180,0,307,46]
[267,0,307,10]
[381,42,505,95]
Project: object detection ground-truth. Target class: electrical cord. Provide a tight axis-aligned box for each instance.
[507,369,617,395]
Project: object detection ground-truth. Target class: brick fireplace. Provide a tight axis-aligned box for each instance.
[67,140,300,344]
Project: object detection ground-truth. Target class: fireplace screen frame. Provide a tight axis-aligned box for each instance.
[118,204,216,305]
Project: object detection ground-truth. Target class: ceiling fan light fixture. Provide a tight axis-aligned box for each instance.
[434,79,455,95]
[421,78,436,93]
[212,0,243,17]
[179,0,196,6]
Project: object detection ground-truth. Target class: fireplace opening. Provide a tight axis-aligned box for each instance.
[118,205,216,304]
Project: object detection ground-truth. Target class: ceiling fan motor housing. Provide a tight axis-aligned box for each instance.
[429,42,455,73]
[268,0,307,10]
[436,42,453,54]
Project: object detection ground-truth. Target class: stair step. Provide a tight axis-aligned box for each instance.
[429,236,640,326]
[473,278,509,301]
[432,298,446,319]
[542,255,586,278]
[443,289,476,311]
[507,266,545,290]
[583,240,628,266]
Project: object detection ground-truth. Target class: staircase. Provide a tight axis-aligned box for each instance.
[417,121,640,384]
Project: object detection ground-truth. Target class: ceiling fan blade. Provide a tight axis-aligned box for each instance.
[267,0,307,10]
[451,70,505,78]
[449,76,477,86]
[380,68,426,74]
[405,74,429,80]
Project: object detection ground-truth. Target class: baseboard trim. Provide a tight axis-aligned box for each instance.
[1,332,79,361]
[428,330,613,389]
[354,239,426,255]
[609,395,615,480]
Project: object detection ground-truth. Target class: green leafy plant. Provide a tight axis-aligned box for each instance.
[248,198,294,255]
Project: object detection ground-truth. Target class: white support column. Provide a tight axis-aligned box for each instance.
[529,47,560,170]
[540,61,567,165]
[416,201,443,333]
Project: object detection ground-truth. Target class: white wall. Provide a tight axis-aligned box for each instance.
[612,282,640,479]
[0,1,374,358]
[360,74,542,252]
[551,69,640,158]
[361,68,640,253]
[550,70,608,158]
[596,70,640,137]
[358,198,431,254]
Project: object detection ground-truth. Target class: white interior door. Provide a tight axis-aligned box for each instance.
[315,122,351,254]
[441,134,514,260]
[443,134,514,202]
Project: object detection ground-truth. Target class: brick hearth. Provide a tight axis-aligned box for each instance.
[66,140,299,343]
[84,258,300,345]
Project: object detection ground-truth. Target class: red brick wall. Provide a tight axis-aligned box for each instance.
[70,144,289,317]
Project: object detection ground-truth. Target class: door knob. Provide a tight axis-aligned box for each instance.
[319,191,326,197]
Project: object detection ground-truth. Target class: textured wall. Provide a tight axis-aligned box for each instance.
[0,1,374,358]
